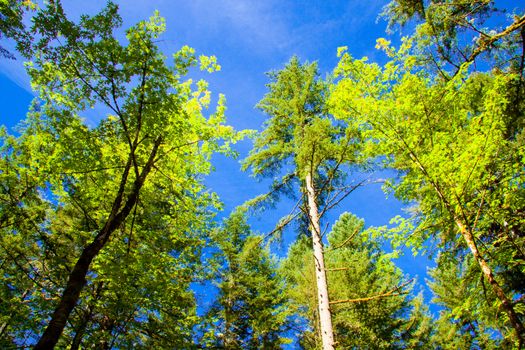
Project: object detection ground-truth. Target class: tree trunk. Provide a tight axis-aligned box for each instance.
[34,232,110,349]
[69,312,89,350]
[305,171,335,350]
[457,220,525,345]
[69,317,87,350]
[34,138,161,349]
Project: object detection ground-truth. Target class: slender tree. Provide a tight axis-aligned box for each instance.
[243,57,364,349]
[201,212,292,349]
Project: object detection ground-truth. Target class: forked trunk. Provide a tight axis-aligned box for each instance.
[305,171,335,350]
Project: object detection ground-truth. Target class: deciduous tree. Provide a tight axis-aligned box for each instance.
[0,2,242,348]
[330,39,525,345]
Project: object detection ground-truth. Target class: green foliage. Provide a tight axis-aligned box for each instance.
[382,0,525,77]
[2,0,523,347]
[331,42,524,253]
[0,0,36,59]
[242,56,362,211]
[201,212,292,349]
[245,56,325,177]
[428,252,504,349]
[330,9,525,343]
[0,2,243,348]
[281,212,434,349]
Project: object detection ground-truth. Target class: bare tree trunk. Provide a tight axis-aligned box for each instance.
[305,171,335,350]
[457,221,524,346]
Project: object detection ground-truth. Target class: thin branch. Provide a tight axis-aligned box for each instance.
[451,13,525,79]
[126,195,139,255]
[318,179,368,219]
[320,221,331,238]
[471,188,487,232]
[325,267,352,272]
[257,198,303,245]
[468,14,525,63]
[330,279,413,305]
[57,165,127,175]
[325,227,360,253]
[130,59,151,179]
[153,139,201,164]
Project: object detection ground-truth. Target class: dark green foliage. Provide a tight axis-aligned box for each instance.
[281,212,434,349]
[0,0,36,59]
[428,253,504,349]
[201,212,292,349]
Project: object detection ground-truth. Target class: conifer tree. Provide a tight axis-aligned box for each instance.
[428,253,509,349]
[281,212,434,349]
[243,57,363,350]
[202,212,292,349]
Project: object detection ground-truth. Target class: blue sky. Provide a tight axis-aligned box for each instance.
[0,0,435,313]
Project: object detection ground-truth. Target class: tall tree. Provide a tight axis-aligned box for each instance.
[347,2,525,345]
[201,212,292,349]
[330,38,525,345]
[0,2,242,348]
[243,57,363,350]
[281,212,434,349]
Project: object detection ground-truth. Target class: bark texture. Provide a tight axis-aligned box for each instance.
[457,220,525,346]
[305,171,335,350]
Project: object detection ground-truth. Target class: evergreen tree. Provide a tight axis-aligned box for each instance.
[201,212,292,349]
[281,212,434,349]
[428,252,509,349]
[243,56,364,350]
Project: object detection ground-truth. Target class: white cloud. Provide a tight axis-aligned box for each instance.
[0,41,33,93]
[182,0,293,52]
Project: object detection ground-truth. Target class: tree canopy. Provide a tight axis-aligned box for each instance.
[0,0,524,349]
[1,2,243,348]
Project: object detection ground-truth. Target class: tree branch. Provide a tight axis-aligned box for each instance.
[329,279,413,305]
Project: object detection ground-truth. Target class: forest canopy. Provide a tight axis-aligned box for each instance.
[0,0,524,349]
